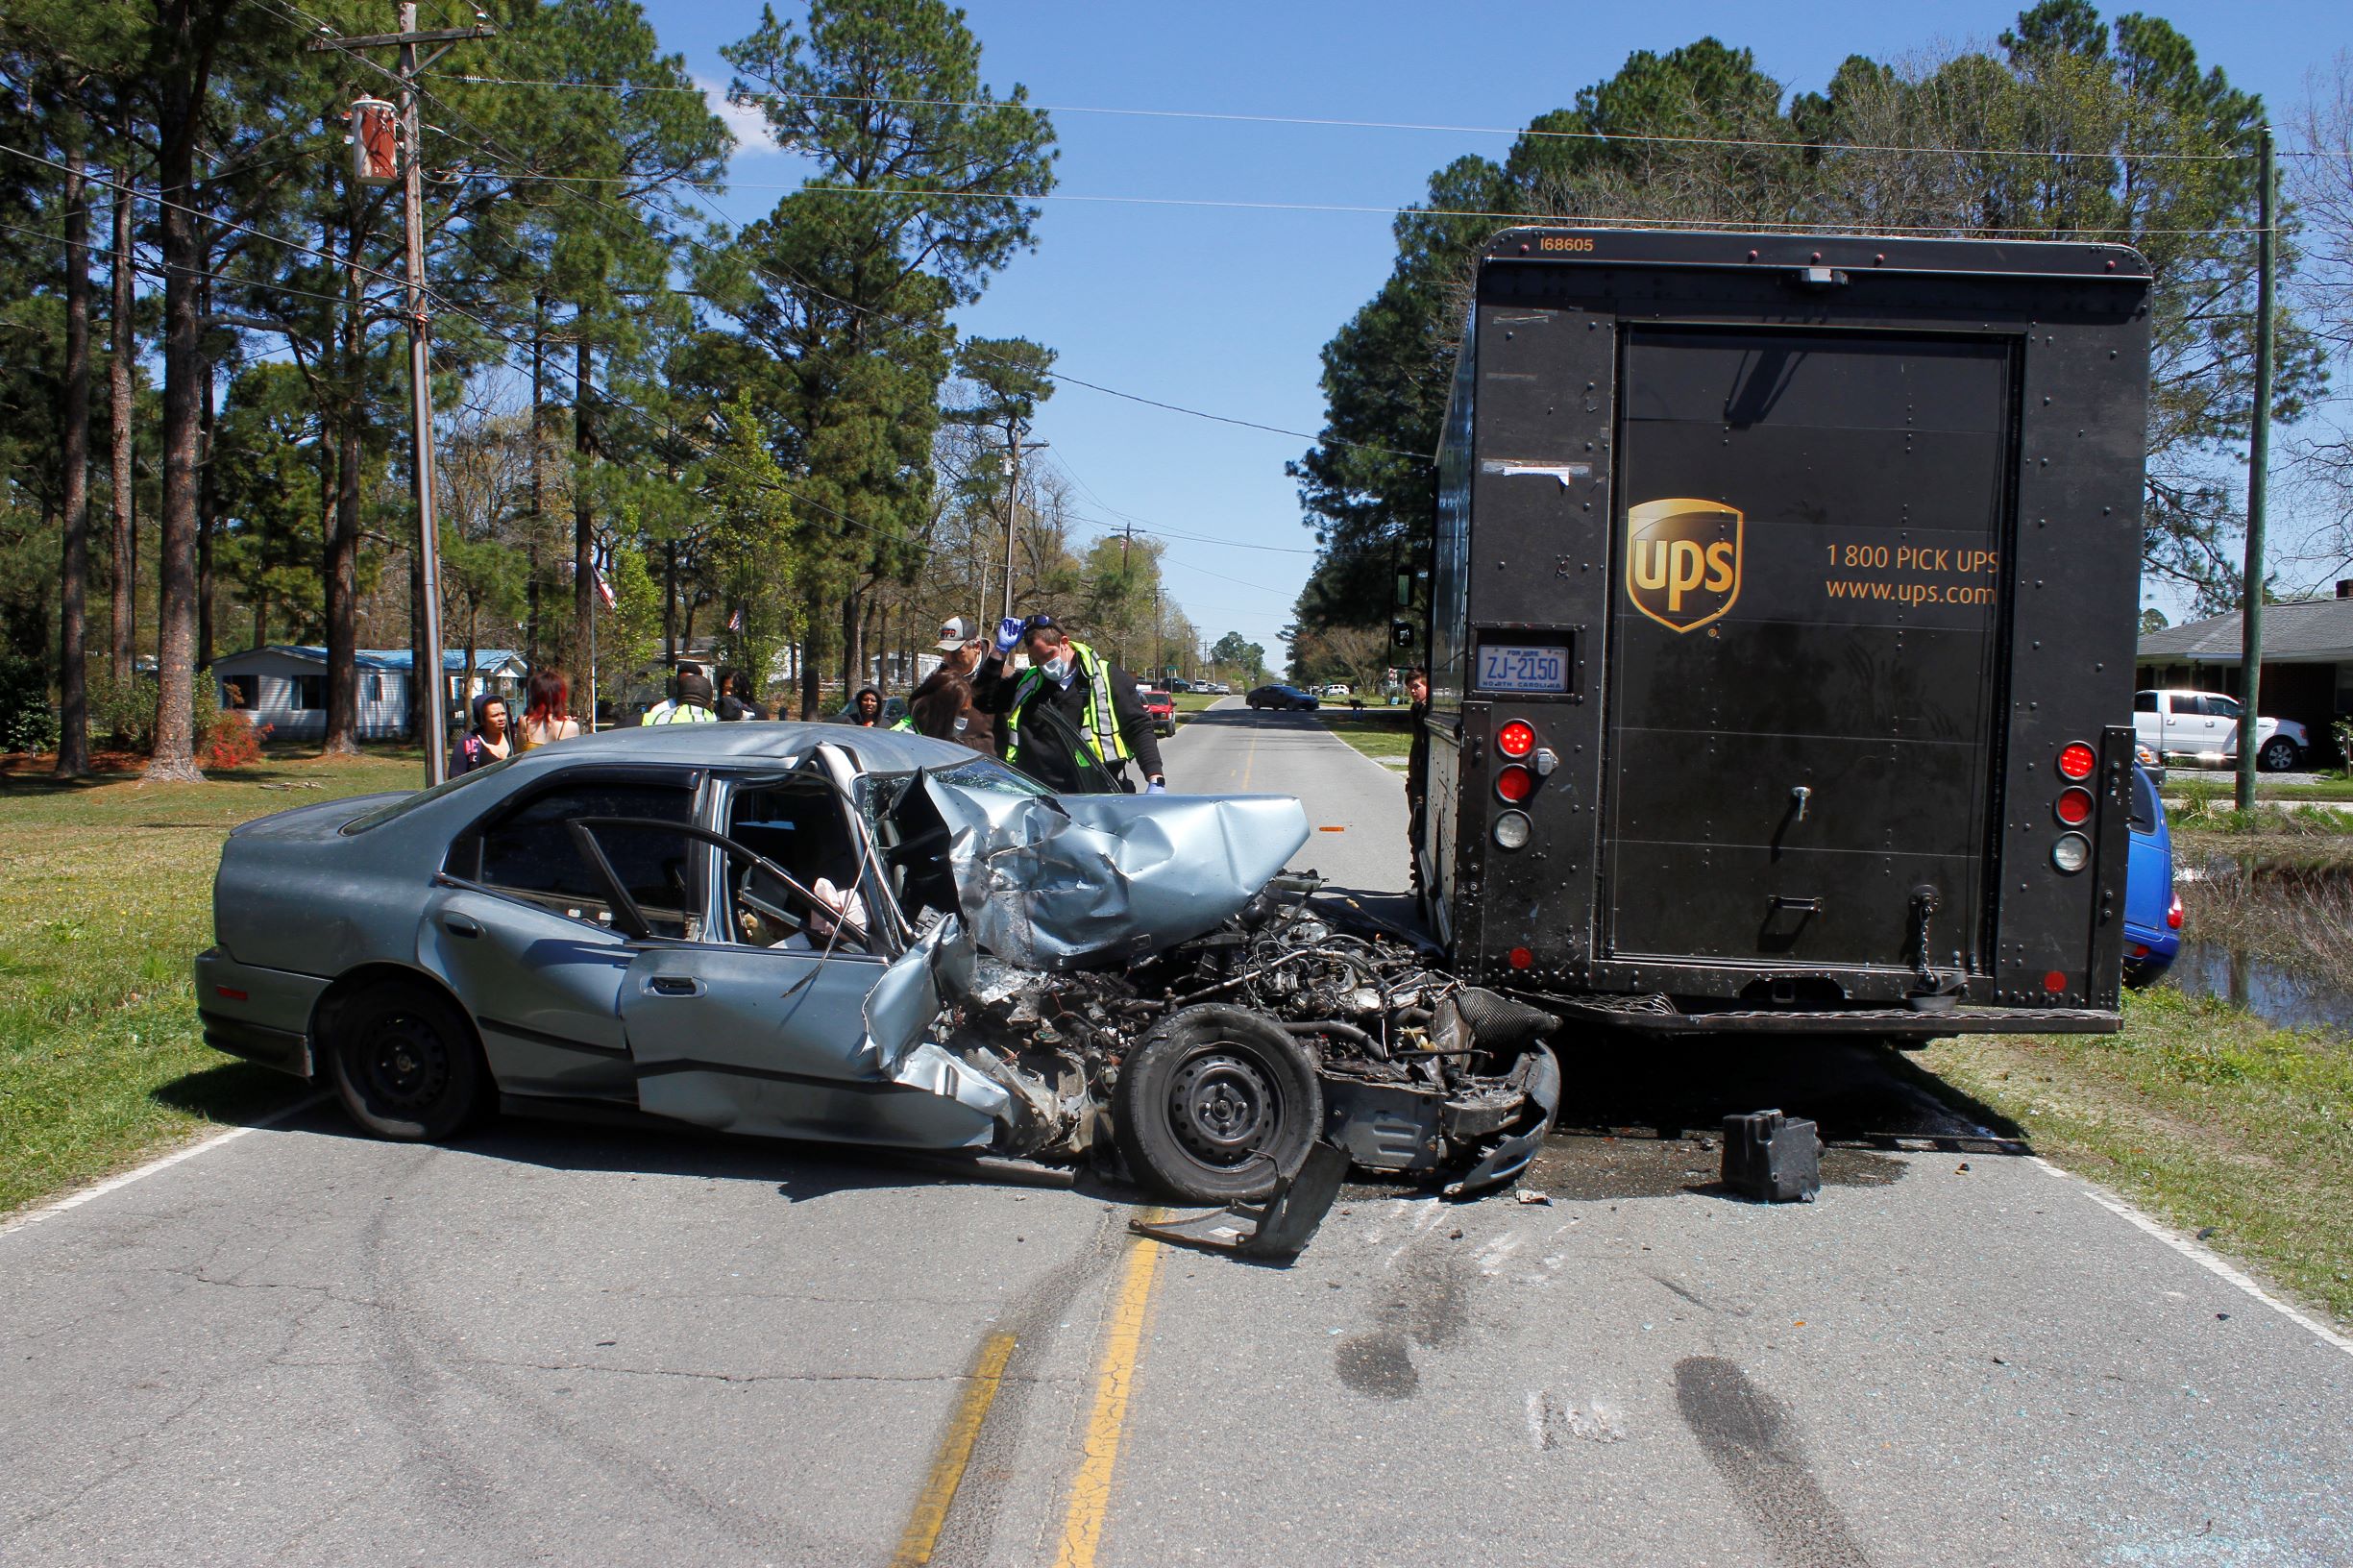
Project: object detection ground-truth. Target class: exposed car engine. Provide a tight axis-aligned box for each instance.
[938,877,1562,1204]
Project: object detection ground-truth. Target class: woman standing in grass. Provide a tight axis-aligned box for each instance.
[516,670,581,753]
[453,694,512,774]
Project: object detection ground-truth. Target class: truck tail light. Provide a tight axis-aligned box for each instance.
[2167,891,2183,930]
[1496,720,1536,759]
[2057,742,2096,781]
[2050,832,2091,872]
[1493,810,1532,849]
[1496,764,1535,804]
[2054,787,2094,826]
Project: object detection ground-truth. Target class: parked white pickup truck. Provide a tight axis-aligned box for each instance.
[2133,688,2309,771]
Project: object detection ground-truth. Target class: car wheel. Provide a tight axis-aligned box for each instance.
[1114,1005,1322,1203]
[2258,736,2300,772]
[326,980,485,1141]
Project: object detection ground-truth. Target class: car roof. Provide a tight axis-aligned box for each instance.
[509,721,974,773]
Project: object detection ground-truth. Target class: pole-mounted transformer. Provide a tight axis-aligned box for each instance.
[349,98,400,185]
[312,1,498,786]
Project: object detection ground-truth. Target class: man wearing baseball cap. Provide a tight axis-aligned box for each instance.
[643,662,718,724]
[908,617,995,752]
[973,612,1165,794]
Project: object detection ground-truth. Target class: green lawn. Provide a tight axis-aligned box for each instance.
[1314,707,1416,762]
[0,745,427,1214]
[2163,775,2353,805]
[1171,690,1224,715]
[1922,988,2353,1329]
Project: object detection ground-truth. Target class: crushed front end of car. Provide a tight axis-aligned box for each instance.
[874,770,1564,1208]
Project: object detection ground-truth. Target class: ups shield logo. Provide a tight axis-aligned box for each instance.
[1626,499,1743,633]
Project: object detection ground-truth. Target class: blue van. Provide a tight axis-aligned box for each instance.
[2122,762,2182,985]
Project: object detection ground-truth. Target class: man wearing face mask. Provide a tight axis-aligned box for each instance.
[974,613,1166,795]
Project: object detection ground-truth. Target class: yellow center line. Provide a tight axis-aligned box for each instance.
[890,1330,1018,1568]
[1238,723,1262,791]
[1050,1214,1170,1568]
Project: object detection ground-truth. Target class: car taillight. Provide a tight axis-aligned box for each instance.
[1496,764,1535,804]
[2057,742,2096,781]
[1497,720,1535,759]
[2054,787,2095,826]
[2168,892,2183,930]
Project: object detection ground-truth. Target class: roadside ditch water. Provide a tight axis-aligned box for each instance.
[2164,856,2353,1036]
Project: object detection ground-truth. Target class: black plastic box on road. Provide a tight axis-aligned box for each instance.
[1721,1110,1822,1203]
[1416,230,2149,1041]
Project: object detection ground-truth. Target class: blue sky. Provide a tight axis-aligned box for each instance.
[645,0,2350,655]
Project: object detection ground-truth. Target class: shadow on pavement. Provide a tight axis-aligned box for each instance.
[148,1060,313,1123]
[1551,1034,2027,1145]
[272,1092,1158,1210]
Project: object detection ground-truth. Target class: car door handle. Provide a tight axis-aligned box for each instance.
[443,914,482,939]
[646,975,701,997]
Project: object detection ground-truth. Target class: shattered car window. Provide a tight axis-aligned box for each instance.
[338,755,514,834]
[921,756,1050,797]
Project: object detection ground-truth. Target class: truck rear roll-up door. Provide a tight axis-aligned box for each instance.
[1604,327,2013,976]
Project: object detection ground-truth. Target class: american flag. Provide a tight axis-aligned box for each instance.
[726,605,744,632]
[594,567,616,611]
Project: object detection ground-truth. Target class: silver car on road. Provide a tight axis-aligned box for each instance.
[196,724,1559,1201]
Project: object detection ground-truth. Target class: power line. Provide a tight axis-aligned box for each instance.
[649,188,1434,461]
[435,72,2304,164]
[0,216,396,315]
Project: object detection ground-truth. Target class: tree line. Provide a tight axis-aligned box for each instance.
[0,0,1234,780]
[1285,4,2353,669]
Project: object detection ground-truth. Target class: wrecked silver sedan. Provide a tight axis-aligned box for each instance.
[195,725,1558,1202]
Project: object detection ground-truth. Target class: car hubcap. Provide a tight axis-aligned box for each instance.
[1169,1047,1277,1167]
[362,1013,448,1112]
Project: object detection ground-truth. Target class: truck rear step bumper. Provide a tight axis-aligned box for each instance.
[1530,994,2120,1038]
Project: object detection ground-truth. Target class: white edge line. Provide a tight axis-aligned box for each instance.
[2029,1154,2353,1360]
[0,1092,328,1239]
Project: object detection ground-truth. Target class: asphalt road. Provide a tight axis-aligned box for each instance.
[5,699,2350,1567]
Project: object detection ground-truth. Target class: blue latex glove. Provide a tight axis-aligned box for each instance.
[993,616,1024,655]
[1144,778,1167,795]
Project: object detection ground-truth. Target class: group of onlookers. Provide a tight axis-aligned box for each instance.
[453,669,580,773]
[452,608,1174,796]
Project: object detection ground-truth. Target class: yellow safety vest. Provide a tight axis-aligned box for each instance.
[1005,641,1131,768]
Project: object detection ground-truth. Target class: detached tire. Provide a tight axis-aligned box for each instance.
[2258,736,2300,772]
[1115,1006,1322,1203]
[326,980,484,1141]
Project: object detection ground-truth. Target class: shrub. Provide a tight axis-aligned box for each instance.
[0,649,53,754]
[201,712,269,770]
[77,670,225,759]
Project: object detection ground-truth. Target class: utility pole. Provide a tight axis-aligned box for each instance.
[999,424,1046,622]
[314,5,495,785]
[2238,124,2276,814]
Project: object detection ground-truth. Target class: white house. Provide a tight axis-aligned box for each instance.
[211,646,526,741]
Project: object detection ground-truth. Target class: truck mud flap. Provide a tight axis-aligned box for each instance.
[1442,1045,1561,1199]
[1129,1141,1351,1264]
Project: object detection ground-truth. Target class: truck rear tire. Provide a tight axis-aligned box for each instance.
[1114,1006,1322,1203]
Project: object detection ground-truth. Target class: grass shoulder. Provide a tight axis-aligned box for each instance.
[1920,988,2353,1330]
[1313,706,1417,763]
[0,746,426,1214]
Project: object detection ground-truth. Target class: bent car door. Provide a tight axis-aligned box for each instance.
[592,811,1001,1151]
[620,937,996,1151]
